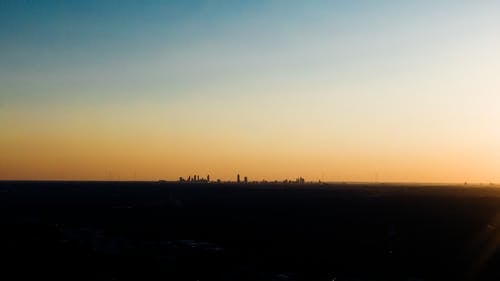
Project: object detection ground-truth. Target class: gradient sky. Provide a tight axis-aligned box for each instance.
[1,0,499,182]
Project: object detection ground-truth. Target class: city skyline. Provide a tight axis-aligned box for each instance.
[1,1,500,183]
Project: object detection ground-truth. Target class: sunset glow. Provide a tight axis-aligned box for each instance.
[1,1,499,182]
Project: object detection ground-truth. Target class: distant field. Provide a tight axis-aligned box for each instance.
[2,181,500,281]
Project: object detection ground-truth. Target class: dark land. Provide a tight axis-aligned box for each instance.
[2,181,500,281]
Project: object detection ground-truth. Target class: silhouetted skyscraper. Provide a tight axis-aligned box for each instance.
[237,174,240,183]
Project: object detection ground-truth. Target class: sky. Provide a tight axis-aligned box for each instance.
[1,0,499,182]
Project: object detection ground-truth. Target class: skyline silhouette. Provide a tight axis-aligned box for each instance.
[2,2,500,280]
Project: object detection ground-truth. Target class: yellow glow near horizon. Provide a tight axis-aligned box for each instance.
[2,88,499,183]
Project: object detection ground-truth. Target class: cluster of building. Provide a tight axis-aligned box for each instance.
[179,175,210,182]
[179,174,249,183]
[178,174,306,184]
[236,174,248,183]
[285,177,306,184]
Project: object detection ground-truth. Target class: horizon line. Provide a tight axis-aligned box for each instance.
[0,179,497,187]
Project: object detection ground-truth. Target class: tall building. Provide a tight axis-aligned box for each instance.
[237,174,240,183]
[244,176,248,183]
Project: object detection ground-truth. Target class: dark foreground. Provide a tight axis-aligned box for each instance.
[2,181,500,281]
